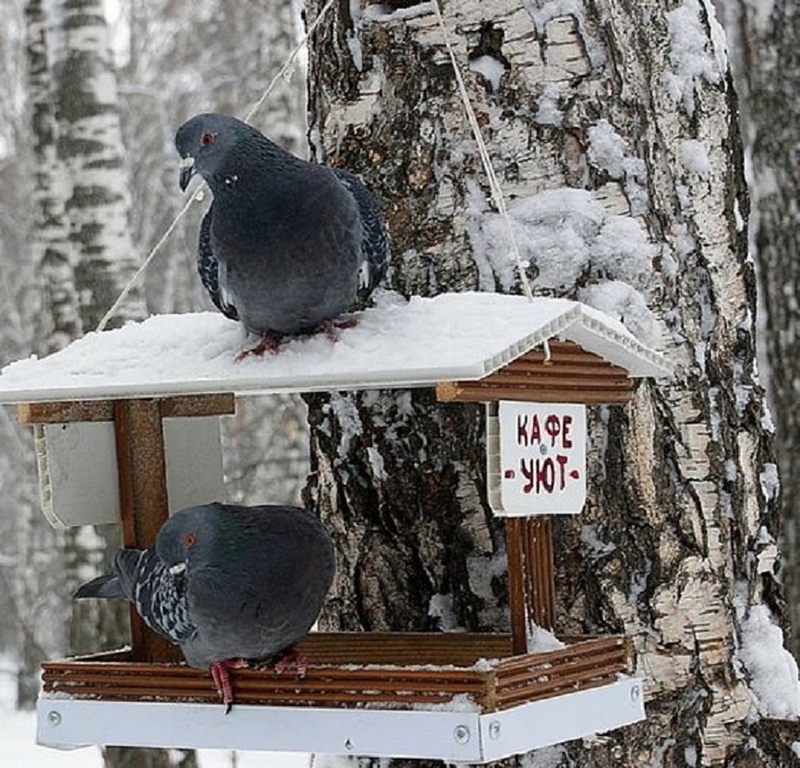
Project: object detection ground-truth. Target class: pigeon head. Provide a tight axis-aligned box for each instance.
[175,113,252,191]
[155,502,223,573]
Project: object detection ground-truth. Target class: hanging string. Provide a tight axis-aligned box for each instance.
[96,0,338,332]
[244,0,337,123]
[431,0,534,301]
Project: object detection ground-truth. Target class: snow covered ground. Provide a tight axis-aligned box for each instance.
[0,658,312,768]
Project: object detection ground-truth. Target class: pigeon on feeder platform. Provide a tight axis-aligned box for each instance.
[174,112,390,354]
[75,502,335,712]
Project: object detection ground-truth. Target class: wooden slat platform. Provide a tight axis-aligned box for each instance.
[41,632,630,713]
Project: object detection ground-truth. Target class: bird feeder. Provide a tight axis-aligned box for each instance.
[0,292,669,761]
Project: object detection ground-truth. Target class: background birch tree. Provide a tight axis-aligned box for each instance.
[20,8,179,768]
[2,0,51,712]
[9,0,308,763]
[304,1,800,764]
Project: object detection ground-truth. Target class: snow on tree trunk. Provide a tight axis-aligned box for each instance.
[304,1,800,764]
[52,0,145,330]
[719,0,800,660]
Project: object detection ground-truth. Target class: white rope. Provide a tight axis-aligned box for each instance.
[96,0,338,332]
[96,190,199,331]
[431,0,534,301]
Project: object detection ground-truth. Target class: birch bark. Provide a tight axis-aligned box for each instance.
[52,0,146,329]
[305,1,798,763]
[25,0,81,354]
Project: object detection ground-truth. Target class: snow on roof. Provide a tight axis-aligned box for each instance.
[0,292,671,404]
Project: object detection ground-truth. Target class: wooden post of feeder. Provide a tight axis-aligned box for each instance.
[113,399,178,663]
[18,393,236,664]
[505,516,555,654]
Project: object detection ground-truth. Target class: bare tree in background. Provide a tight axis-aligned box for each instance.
[51,0,146,330]
[11,0,74,711]
[305,1,799,764]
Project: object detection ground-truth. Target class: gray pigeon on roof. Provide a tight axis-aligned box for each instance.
[75,502,335,711]
[175,113,390,351]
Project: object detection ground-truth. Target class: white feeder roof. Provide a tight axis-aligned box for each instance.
[0,292,670,404]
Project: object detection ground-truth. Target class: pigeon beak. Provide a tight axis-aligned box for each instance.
[169,562,187,577]
[179,156,196,191]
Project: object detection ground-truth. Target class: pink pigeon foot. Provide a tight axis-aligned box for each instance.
[210,658,250,713]
[319,316,358,342]
[272,648,308,679]
[235,330,285,360]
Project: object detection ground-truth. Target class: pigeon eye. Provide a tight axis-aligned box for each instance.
[184,532,196,548]
[200,131,215,147]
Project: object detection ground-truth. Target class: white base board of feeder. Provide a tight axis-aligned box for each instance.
[37,678,645,761]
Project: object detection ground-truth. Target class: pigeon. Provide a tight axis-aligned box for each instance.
[174,112,390,352]
[75,502,335,711]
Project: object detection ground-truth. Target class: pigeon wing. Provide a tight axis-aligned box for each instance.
[333,169,389,302]
[198,205,238,321]
[117,549,197,645]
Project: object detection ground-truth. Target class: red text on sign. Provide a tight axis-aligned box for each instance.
[516,413,573,449]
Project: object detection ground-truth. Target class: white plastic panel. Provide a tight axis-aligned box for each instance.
[37,678,645,760]
[478,678,645,761]
[37,422,120,528]
[163,416,224,513]
[37,700,485,761]
[37,417,225,528]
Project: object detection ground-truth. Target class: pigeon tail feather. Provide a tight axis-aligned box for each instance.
[74,573,124,599]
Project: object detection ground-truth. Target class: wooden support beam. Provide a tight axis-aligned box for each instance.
[527,516,556,630]
[17,393,236,424]
[113,399,182,664]
[505,516,556,655]
[437,381,633,404]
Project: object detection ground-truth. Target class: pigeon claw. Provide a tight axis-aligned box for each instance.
[319,316,358,342]
[235,330,286,360]
[210,658,250,713]
[272,648,308,679]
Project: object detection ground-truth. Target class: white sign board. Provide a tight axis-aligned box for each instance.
[494,401,586,516]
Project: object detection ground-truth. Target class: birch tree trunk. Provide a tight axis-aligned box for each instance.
[45,4,193,767]
[305,1,799,764]
[13,0,74,711]
[719,0,800,660]
[52,0,146,330]
[25,0,81,355]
